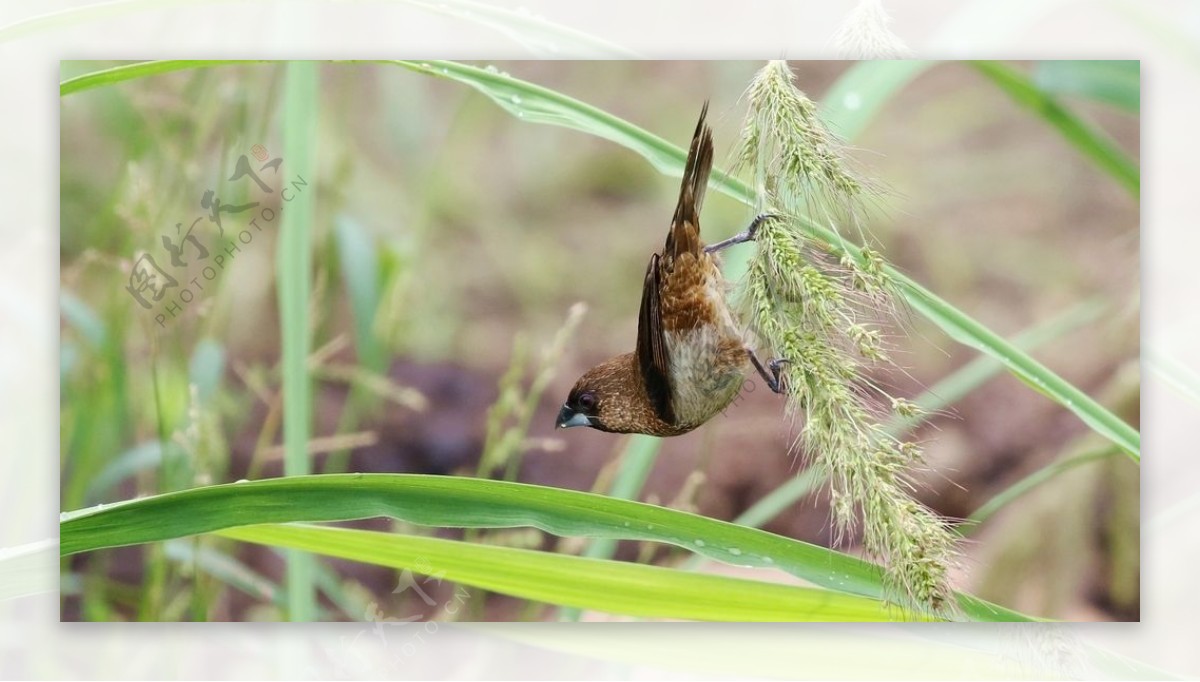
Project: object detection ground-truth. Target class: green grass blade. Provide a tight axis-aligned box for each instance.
[1034,60,1139,113]
[219,523,916,622]
[961,446,1122,534]
[334,215,386,373]
[58,474,1035,621]
[559,434,662,620]
[903,285,1138,461]
[398,0,638,58]
[86,440,185,504]
[60,59,258,96]
[187,339,226,406]
[0,539,58,602]
[886,299,1107,434]
[59,291,106,348]
[580,435,661,561]
[386,60,750,199]
[162,539,284,607]
[278,60,319,622]
[1147,347,1200,409]
[730,466,828,531]
[820,60,934,140]
[973,60,1139,198]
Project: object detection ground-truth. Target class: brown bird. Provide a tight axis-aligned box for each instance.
[556,103,786,437]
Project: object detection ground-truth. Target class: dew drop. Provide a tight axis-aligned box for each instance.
[234,478,249,484]
[728,547,742,556]
[484,64,500,74]
[693,539,706,548]
[509,94,522,105]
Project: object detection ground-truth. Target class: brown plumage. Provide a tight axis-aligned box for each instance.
[557,103,780,437]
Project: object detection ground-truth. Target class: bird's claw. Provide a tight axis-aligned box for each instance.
[747,350,790,395]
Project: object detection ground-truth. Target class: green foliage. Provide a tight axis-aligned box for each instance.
[221,523,916,621]
[59,474,1034,621]
[57,58,1138,623]
[276,60,319,621]
[334,215,386,373]
[1034,60,1140,113]
[973,60,1139,198]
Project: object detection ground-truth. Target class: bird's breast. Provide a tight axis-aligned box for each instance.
[665,326,747,428]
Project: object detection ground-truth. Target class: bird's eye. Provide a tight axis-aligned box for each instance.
[577,392,597,412]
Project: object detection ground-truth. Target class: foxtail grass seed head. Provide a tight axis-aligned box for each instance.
[738,60,958,616]
[831,0,915,60]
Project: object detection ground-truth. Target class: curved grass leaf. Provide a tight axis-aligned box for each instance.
[387,60,750,190]
[1034,60,1139,113]
[219,523,916,621]
[397,0,638,58]
[559,433,662,620]
[961,446,1122,534]
[0,539,58,602]
[58,474,1035,621]
[60,60,259,96]
[162,539,283,606]
[973,60,1139,198]
[579,434,661,562]
[1147,347,1200,410]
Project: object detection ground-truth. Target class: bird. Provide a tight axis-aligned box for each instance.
[556,102,786,437]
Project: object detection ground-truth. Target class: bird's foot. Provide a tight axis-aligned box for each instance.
[704,213,781,254]
[747,349,790,394]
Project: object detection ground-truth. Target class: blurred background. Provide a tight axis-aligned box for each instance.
[59,60,1139,622]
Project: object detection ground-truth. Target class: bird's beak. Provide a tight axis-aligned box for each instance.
[556,404,593,429]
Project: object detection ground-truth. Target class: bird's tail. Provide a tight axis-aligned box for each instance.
[666,101,714,257]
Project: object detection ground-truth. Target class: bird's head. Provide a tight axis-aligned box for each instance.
[556,353,665,434]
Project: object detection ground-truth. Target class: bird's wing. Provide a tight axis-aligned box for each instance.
[635,102,718,427]
[637,253,676,425]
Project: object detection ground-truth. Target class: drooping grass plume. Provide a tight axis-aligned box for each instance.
[477,303,587,480]
[737,60,957,616]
